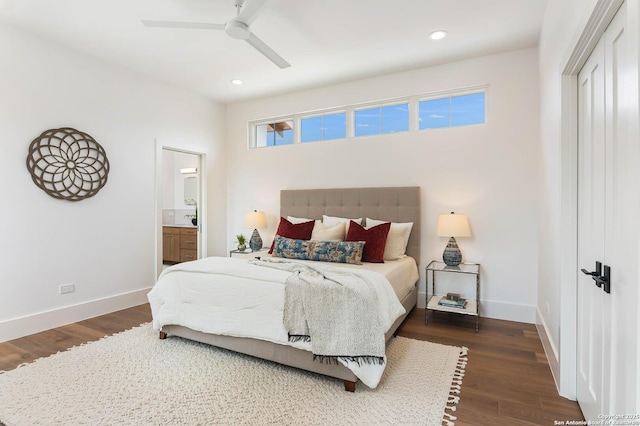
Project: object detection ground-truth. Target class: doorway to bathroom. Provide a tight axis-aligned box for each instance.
[156,146,206,277]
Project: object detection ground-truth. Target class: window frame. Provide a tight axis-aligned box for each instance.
[247,85,488,149]
[353,100,410,138]
[250,116,296,148]
[299,109,348,143]
[416,86,488,131]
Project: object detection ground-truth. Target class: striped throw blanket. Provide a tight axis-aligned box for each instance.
[249,258,385,365]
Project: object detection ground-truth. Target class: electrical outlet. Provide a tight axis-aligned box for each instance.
[59,283,75,294]
[546,301,550,316]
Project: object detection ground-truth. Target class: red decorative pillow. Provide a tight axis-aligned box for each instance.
[268,217,315,253]
[345,220,391,263]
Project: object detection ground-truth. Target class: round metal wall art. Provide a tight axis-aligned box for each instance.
[26,127,110,201]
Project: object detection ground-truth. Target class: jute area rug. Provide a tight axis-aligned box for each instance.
[0,324,467,426]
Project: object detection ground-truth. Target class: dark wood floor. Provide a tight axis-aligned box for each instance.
[0,304,583,425]
[400,309,584,425]
[0,304,152,372]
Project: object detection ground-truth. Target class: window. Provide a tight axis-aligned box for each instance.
[354,108,379,137]
[248,86,487,148]
[418,92,485,130]
[355,103,409,137]
[301,112,346,143]
[255,120,294,147]
[418,97,450,129]
[452,92,485,126]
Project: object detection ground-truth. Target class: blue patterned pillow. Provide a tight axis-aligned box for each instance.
[271,236,364,264]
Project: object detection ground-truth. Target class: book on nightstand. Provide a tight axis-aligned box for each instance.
[438,297,467,309]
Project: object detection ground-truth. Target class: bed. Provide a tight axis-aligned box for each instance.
[148,187,421,392]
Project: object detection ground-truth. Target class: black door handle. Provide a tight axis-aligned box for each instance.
[580,261,611,294]
[581,261,602,280]
[594,265,611,294]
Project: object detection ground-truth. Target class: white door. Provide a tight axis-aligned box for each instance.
[577,32,605,421]
[577,2,636,419]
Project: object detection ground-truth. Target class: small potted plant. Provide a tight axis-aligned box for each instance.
[236,234,247,251]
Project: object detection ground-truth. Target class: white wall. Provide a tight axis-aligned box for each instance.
[226,47,541,323]
[0,24,227,341]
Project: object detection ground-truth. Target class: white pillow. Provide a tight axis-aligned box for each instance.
[287,216,319,225]
[310,222,345,241]
[366,218,413,260]
[322,215,362,234]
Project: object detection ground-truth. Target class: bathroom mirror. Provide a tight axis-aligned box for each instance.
[184,177,197,205]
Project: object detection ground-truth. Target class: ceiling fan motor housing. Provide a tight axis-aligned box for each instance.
[225,20,250,39]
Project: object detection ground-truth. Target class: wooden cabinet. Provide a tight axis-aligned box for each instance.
[179,228,198,263]
[163,227,181,263]
[163,226,198,264]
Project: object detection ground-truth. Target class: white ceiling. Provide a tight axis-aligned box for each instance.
[0,0,548,104]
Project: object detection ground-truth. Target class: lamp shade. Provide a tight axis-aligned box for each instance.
[243,210,267,229]
[436,212,471,237]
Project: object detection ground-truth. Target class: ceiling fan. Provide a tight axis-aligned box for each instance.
[141,0,290,69]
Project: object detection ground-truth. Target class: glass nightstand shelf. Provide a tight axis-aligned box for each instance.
[425,260,481,332]
[229,248,268,259]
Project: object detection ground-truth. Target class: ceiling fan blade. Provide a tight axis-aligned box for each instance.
[236,0,269,26]
[141,20,225,30]
[246,32,290,69]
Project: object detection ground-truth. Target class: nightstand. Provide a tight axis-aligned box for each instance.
[229,248,268,259]
[425,260,481,332]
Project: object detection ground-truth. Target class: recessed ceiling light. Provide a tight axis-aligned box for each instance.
[231,79,243,85]
[429,30,448,40]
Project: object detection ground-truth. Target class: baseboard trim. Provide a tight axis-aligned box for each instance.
[0,288,152,343]
[536,307,563,397]
[418,291,536,323]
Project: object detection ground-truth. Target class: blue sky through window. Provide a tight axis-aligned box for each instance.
[355,103,409,137]
[419,92,485,130]
[301,116,322,142]
[323,112,347,140]
[381,104,409,134]
[419,98,450,129]
[451,93,485,126]
[269,129,293,145]
[301,112,346,142]
[254,90,485,147]
[355,107,380,137]
[259,121,294,146]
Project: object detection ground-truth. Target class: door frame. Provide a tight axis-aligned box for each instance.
[557,0,629,399]
[154,141,208,279]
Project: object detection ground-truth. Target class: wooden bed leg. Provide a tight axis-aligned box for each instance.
[159,331,167,340]
[343,380,356,392]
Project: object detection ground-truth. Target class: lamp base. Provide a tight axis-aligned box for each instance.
[249,229,263,251]
[442,237,463,266]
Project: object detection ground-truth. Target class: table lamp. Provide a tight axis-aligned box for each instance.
[244,210,267,251]
[436,212,471,266]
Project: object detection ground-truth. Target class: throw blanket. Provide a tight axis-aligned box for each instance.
[249,258,385,365]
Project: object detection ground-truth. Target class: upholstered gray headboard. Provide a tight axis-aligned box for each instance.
[280,187,420,262]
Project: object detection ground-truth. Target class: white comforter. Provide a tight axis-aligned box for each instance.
[147,256,406,388]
